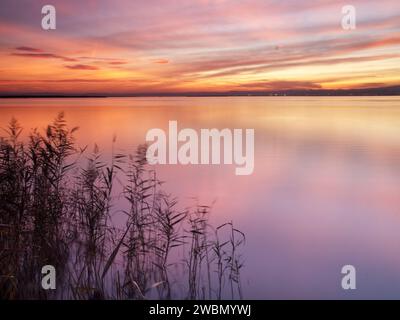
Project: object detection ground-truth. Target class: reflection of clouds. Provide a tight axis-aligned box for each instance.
[1,97,400,297]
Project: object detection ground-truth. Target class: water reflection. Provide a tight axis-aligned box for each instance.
[1,97,400,299]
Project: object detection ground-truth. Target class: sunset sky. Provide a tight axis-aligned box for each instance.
[0,0,399,95]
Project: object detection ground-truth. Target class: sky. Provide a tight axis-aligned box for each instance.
[0,0,399,95]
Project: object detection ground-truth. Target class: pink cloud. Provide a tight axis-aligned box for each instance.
[15,46,42,52]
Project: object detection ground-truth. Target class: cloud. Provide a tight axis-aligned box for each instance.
[151,59,169,64]
[0,79,113,83]
[235,80,322,91]
[64,64,99,70]
[11,52,77,62]
[15,46,42,52]
[192,53,400,79]
[108,61,128,65]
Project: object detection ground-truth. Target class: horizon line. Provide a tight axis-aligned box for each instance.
[1,85,400,99]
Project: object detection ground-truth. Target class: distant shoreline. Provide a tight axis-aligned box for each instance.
[1,94,399,99]
[1,86,399,98]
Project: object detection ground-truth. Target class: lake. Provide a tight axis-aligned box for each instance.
[1,96,400,299]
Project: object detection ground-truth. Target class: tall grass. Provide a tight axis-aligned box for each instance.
[0,113,245,300]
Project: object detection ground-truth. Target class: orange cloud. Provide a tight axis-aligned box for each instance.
[152,59,169,64]
[65,64,99,70]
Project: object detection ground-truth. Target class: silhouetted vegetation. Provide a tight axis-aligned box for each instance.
[0,113,245,300]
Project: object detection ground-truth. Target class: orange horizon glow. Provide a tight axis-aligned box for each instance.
[0,0,399,95]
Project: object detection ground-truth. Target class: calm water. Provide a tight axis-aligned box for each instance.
[1,96,400,299]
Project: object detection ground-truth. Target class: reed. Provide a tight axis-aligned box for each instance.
[0,113,246,300]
